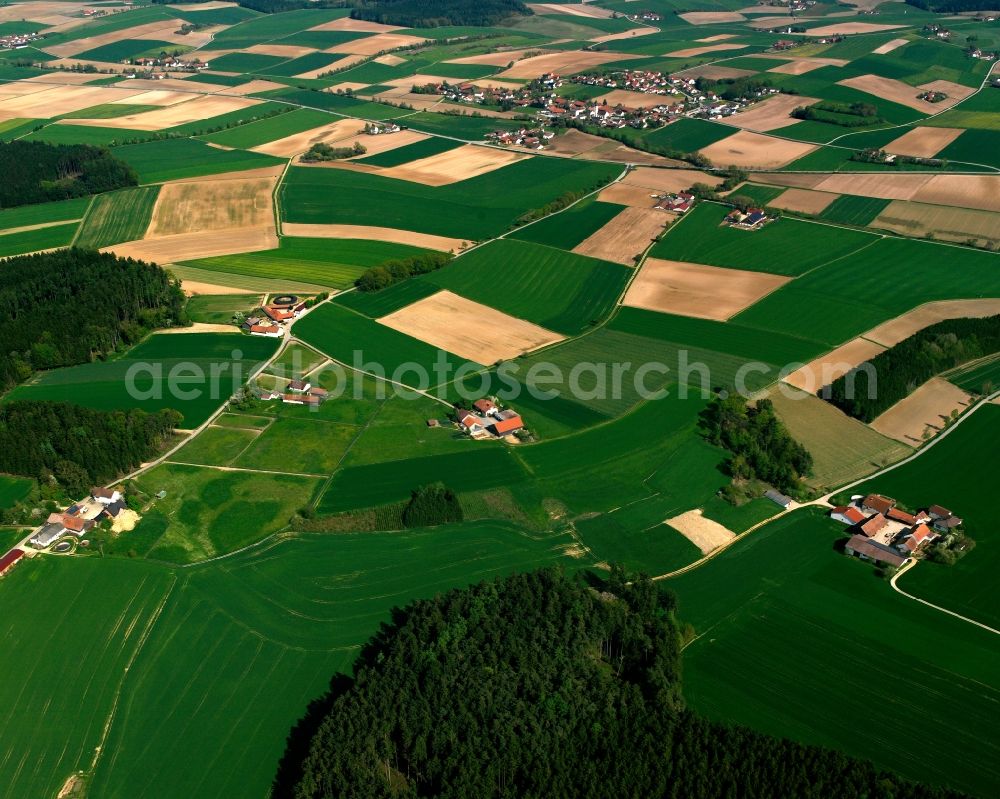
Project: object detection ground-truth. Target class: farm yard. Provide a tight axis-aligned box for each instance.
[2,2,1000,798]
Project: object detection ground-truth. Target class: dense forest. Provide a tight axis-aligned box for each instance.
[355,251,452,291]
[825,316,1000,421]
[0,401,179,496]
[701,395,813,497]
[401,483,463,527]
[0,141,137,209]
[280,568,966,799]
[906,0,997,11]
[0,249,187,391]
[350,0,530,27]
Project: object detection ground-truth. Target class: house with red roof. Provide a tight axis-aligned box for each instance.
[830,506,866,526]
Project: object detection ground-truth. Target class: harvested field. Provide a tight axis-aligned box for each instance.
[871,201,1000,248]
[377,290,564,362]
[884,126,964,158]
[665,509,735,555]
[0,85,143,117]
[591,27,659,44]
[622,166,721,193]
[806,22,904,35]
[597,182,663,207]
[837,75,947,112]
[870,377,974,444]
[721,93,819,132]
[864,299,1000,347]
[623,258,790,321]
[782,338,887,393]
[572,206,666,265]
[280,223,467,252]
[912,175,1000,213]
[577,140,687,167]
[767,59,844,75]
[675,65,756,80]
[24,71,103,86]
[528,2,614,17]
[768,188,839,215]
[373,54,406,66]
[45,19,208,58]
[746,15,796,29]
[120,77,225,92]
[328,32,426,56]
[873,38,909,54]
[498,50,644,79]
[110,89,200,107]
[445,48,554,66]
[218,79,287,96]
[545,128,612,156]
[378,144,530,186]
[810,173,933,201]
[148,176,275,236]
[679,11,746,24]
[594,89,675,108]
[250,117,365,157]
[665,43,748,58]
[106,227,277,264]
[65,95,261,131]
[344,128,428,157]
[182,281,258,296]
[245,43,316,58]
[308,17,402,33]
[698,130,816,169]
[157,164,285,184]
[918,79,976,103]
[697,34,738,42]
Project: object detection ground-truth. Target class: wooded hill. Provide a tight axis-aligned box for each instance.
[825,315,1000,421]
[0,401,179,497]
[281,568,966,799]
[350,0,531,27]
[0,249,187,392]
[0,141,137,209]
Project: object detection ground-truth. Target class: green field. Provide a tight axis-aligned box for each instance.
[207,51,289,73]
[818,194,891,226]
[508,197,624,251]
[61,103,161,120]
[181,237,430,289]
[650,202,878,276]
[280,157,620,239]
[353,136,462,167]
[171,425,260,467]
[5,333,278,428]
[948,355,1000,394]
[202,107,330,149]
[166,263,330,295]
[640,117,734,153]
[74,186,160,248]
[851,404,1000,629]
[425,239,631,335]
[75,38,179,62]
[669,508,1000,798]
[186,294,259,325]
[0,196,90,232]
[0,222,77,257]
[334,280,440,318]
[259,51,344,77]
[209,7,347,49]
[115,139,284,184]
[0,474,33,510]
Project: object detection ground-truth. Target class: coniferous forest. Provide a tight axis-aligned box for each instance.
[281,568,965,799]
[0,141,138,209]
[0,249,187,391]
[0,401,179,496]
[825,316,1000,421]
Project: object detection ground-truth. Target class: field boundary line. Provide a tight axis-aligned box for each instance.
[69,196,96,247]
[890,560,1000,635]
[162,460,327,478]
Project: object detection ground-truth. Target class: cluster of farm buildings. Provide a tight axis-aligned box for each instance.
[242,297,308,338]
[832,494,962,569]
[0,31,43,50]
[450,398,525,440]
[257,377,330,407]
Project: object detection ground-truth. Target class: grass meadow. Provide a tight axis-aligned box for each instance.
[670,508,1000,798]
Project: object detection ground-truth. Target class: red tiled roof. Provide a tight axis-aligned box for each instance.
[859,513,887,537]
[831,506,866,525]
[250,324,279,334]
[887,507,917,525]
[490,415,523,435]
[862,494,895,515]
[62,516,86,532]
[0,548,24,574]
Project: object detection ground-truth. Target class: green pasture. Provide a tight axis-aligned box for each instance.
[115,139,284,184]
[171,426,259,467]
[186,294,258,325]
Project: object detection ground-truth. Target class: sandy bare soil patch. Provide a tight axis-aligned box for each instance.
[246,43,316,58]
[23,71,103,86]
[281,223,467,252]
[865,298,1000,347]
[0,85,143,116]
[746,15,796,29]
[768,59,843,75]
[545,128,609,156]
[870,378,974,444]
[67,95,261,131]
[873,37,909,54]
[838,74,948,112]
[783,338,887,393]
[106,227,277,265]
[529,2,613,16]
[676,64,756,80]
[347,128,428,158]
[328,32,426,56]
[378,290,564,363]
[251,117,365,157]
[679,11,746,24]
[182,280,257,296]
[310,17,402,33]
[872,201,1000,248]
[911,175,1000,213]
[624,166,721,193]
[666,43,748,58]
[768,187,839,214]
[218,79,288,96]
[697,34,738,42]
[597,183,663,207]
[373,53,407,66]
[160,322,239,333]
[666,509,735,555]
[623,258,790,320]
[110,89,200,106]
[148,176,276,236]
[808,22,905,35]
[379,144,530,186]
[591,27,659,44]
[812,172,933,200]
[722,93,818,132]
[572,206,667,265]
[594,88,675,108]
[498,50,645,79]
[883,126,963,158]
[699,130,816,169]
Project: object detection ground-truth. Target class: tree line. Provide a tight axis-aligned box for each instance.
[0,401,179,497]
[0,249,187,392]
[355,251,452,292]
[825,315,1000,421]
[350,0,531,27]
[0,141,137,209]
[278,567,967,799]
[701,394,813,499]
